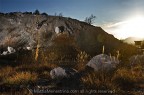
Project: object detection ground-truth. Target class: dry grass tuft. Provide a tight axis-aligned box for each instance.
[81,71,121,93]
[35,44,39,61]
[112,66,144,90]
[0,66,16,84]
[75,51,89,71]
[15,62,57,73]
[0,66,14,77]
[5,71,38,85]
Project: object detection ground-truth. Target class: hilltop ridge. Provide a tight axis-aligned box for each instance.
[0,12,136,56]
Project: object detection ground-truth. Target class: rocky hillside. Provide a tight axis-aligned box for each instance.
[0,12,136,56]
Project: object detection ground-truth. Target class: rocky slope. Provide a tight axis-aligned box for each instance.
[0,12,133,56]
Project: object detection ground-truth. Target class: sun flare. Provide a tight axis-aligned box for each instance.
[110,15,144,39]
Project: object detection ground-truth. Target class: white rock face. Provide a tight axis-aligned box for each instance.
[55,27,60,34]
[7,46,16,53]
[86,54,119,71]
[50,67,78,79]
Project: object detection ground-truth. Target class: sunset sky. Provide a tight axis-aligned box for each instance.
[1,0,144,39]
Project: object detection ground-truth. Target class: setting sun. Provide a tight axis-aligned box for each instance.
[119,15,144,38]
[106,15,144,39]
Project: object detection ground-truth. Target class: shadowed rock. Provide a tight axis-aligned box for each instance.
[50,67,82,89]
[86,54,119,71]
[50,67,79,79]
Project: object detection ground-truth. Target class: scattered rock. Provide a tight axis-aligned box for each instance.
[7,46,16,53]
[1,51,9,55]
[50,67,78,79]
[50,67,82,89]
[1,46,16,55]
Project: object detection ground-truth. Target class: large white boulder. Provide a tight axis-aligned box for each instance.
[86,54,119,71]
[50,67,78,79]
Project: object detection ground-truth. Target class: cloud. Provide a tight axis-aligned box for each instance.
[102,21,130,39]
[102,16,144,39]
[106,21,126,28]
[101,21,123,33]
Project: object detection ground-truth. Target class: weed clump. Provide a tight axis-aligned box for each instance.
[5,71,38,85]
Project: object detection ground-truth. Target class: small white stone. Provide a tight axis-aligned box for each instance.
[26,47,31,50]
[1,51,9,55]
[7,46,16,53]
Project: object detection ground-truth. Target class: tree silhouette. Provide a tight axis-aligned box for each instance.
[33,9,40,15]
[59,13,63,17]
[84,14,96,24]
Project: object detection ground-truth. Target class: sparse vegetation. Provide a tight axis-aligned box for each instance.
[54,12,63,17]
[35,44,39,61]
[84,14,96,24]
[0,42,143,95]
[58,13,63,17]
[75,51,90,71]
[5,71,38,85]
[81,71,122,93]
[0,12,144,95]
